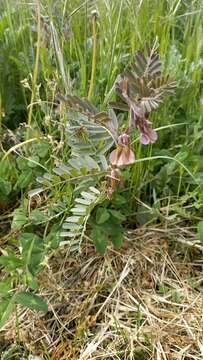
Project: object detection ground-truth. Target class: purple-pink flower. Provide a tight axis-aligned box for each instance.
[130,110,158,145]
[109,134,135,167]
[139,119,158,145]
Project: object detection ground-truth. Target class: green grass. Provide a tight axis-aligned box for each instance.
[0,0,203,357]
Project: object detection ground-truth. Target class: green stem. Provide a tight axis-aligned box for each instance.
[27,0,41,137]
[105,0,123,96]
[88,14,97,100]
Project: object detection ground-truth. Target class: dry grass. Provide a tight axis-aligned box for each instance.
[2,225,203,360]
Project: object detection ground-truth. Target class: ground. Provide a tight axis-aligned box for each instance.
[1,225,203,360]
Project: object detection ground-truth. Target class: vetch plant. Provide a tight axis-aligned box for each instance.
[34,41,176,252]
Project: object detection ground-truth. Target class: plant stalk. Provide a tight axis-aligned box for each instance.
[27,0,41,138]
[88,12,97,100]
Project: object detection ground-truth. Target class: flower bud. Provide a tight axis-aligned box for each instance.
[118,133,130,146]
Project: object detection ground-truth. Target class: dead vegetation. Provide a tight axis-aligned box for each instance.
[1,225,203,360]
